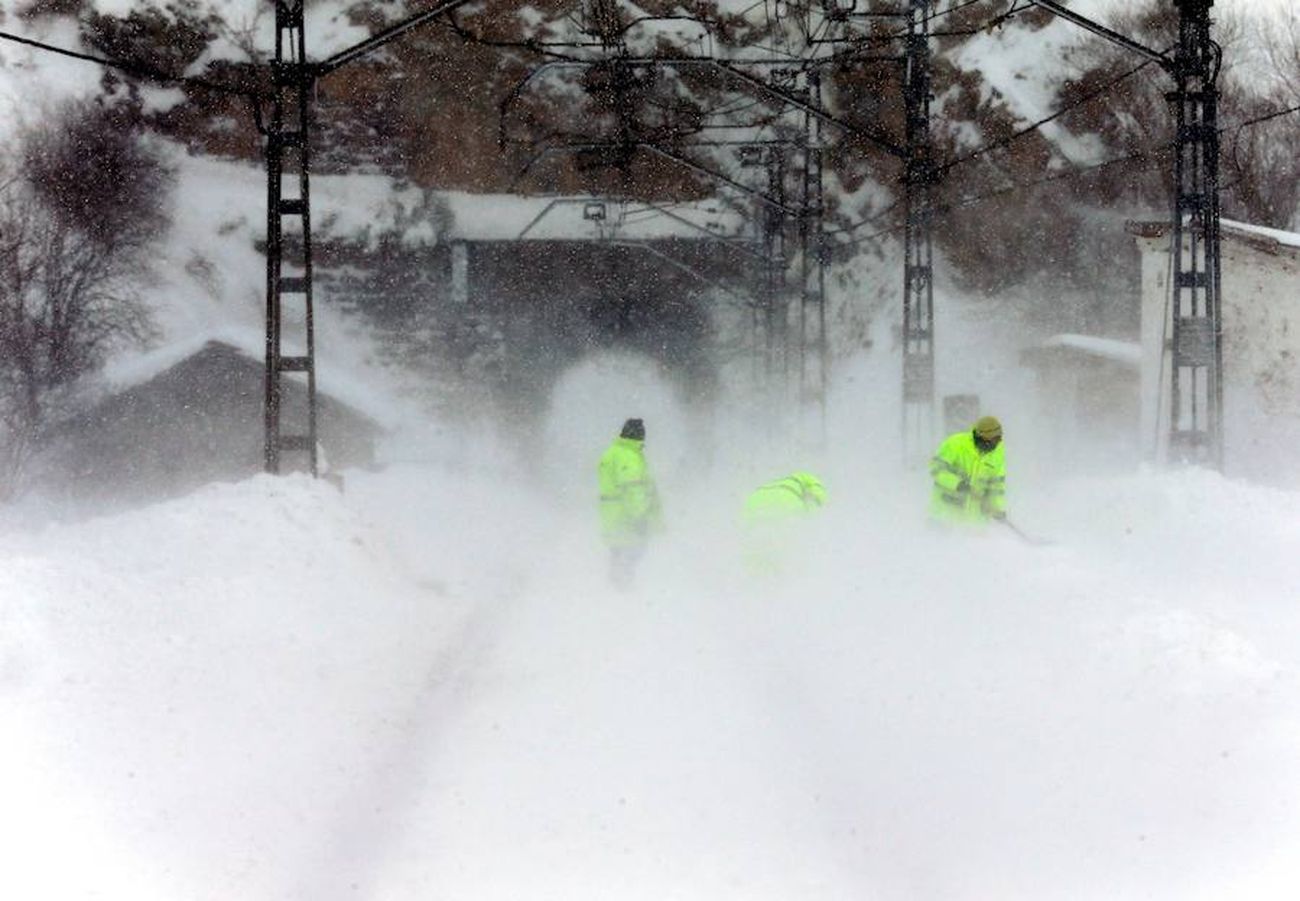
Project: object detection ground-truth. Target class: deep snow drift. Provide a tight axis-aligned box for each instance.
[4,405,1300,900]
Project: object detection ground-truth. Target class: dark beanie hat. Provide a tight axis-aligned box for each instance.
[620,418,645,440]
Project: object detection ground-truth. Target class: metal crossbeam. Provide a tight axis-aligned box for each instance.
[1023,0,1170,68]
[316,0,477,76]
[500,58,905,159]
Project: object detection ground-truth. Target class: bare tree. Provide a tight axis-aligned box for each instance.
[1222,84,1300,230]
[0,99,170,498]
[1232,7,1300,230]
[1261,7,1300,102]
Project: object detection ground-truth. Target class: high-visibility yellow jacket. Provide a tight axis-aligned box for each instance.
[930,431,1006,524]
[739,472,826,577]
[598,436,661,546]
[743,472,827,523]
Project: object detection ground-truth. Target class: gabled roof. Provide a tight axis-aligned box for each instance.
[100,334,404,429]
[1126,219,1300,256]
[84,340,379,434]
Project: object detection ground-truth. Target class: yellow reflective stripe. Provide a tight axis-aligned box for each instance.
[931,459,965,480]
[774,479,807,499]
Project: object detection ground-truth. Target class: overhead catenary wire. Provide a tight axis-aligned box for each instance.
[6,3,1271,265]
[830,100,1300,249]
[0,28,260,98]
[832,147,1156,249]
[935,54,1160,174]
[825,0,1022,53]
[1224,101,1300,133]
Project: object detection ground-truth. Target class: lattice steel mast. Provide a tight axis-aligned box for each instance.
[763,146,790,390]
[259,0,476,474]
[1168,0,1223,466]
[902,0,936,457]
[798,69,829,439]
[263,0,316,474]
[1024,0,1225,468]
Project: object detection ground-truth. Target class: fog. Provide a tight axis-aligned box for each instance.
[4,339,1300,900]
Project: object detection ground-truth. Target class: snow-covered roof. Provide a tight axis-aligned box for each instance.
[101,332,262,393]
[1022,333,1142,369]
[438,193,749,243]
[100,335,406,429]
[1127,219,1300,254]
[305,175,752,246]
[1220,218,1300,250]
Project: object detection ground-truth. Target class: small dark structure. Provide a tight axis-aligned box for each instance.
[41,341,379,505]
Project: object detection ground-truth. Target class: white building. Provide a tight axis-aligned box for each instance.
[1019,334,1141,474]
[1129,219,1300,486]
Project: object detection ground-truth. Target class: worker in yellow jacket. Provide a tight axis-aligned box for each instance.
[741,471,827,576]
[598,418,662,586]
[930,415,1006,525]
[743,472,827,523]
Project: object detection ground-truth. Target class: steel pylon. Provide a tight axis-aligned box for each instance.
[901,0,936,460]
[263,0,318,474]
[1166,0,1224,467]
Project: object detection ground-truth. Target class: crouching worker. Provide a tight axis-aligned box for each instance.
[598,418,662,588]
[742,471,827,576]
[929,415,1006,527]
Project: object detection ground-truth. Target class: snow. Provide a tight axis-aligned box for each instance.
[5,420,1300,899]
[128,149,415,429]
[2,5,1299,899]
[138,84,186,113]
[947,1,1136,167]
[1222,218,1300,250]
[1032,333,1143,367]
[99,332,251,390]
[315,180,748,244]
[444,193,748,242]
[0,18,104,143]
[301,0,381,61]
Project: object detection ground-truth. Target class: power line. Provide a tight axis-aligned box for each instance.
[849,0,1017,48]
[917,0,1003,34]
[826,198,899,236]
[0,28,258,98]
[833,102,1299,248]
[833,147,1155,249]
[936,55,1158,174]
[1225,101,1300,133]
[436,15,588,64]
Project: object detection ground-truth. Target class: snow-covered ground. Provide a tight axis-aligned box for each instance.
[4,421,1300,900]
[2,4,1299,898]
